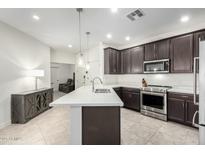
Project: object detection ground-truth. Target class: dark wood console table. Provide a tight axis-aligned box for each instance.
[11,88,53,124]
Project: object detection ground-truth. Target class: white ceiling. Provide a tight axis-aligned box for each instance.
[0,8,205,53]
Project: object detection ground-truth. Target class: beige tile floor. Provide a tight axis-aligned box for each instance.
[0,91,199,145]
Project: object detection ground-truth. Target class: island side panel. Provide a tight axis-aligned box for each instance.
[82,106,121,145]
[70,106,82,145]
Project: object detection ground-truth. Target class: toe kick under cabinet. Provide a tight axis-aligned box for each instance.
[11,88,53,124]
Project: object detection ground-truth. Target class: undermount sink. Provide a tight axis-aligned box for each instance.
[94,88,111,93]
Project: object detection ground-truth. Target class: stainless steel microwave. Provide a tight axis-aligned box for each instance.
[144,59,170,73]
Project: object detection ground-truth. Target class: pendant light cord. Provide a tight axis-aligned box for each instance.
[86,32,90,63]
[78,10,82,55]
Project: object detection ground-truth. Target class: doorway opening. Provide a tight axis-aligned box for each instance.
[50,62,75,100]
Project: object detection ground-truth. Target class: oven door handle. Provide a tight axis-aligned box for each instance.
[141,91,165,96]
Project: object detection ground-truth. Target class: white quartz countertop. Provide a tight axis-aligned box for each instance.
[110,83,198,94]
[50,85,124,107]
[167,86,198,94]
[50,83,198,107]
[109,84,196,94]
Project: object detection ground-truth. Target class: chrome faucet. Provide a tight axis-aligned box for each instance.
[92,77,103,92]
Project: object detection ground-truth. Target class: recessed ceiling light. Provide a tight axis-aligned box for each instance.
[181,16,189,23]
[106,33,112,39]
[68,44,72,48]
[111,8,118,13]
[125,36,130,41]
[33,15,40,21]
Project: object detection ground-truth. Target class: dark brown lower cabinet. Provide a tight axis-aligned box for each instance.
[82,107,120,145]
[168,97,185,123]
[185,100,199,126]
[113,87,140,111]
[113,87,122,99]
[168,92,198,127]
[121,88,140,111]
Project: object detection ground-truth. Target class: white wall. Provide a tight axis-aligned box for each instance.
[51,49,75,64]
[51,62,75,83]
[75,42,107,88]
[75,42,119,88]
[0,21,51,128]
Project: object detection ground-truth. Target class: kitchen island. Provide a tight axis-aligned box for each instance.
[50,85,123,145]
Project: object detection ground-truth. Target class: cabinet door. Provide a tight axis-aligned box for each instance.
[168,98,185,123]
[130,46,144,73]
[104,48,110,74]
[132,92,140,111]
[24,95,36,120]
[109,49,117,74]
[122,91,140,111]
[82,107,120,145]
[104,48,121,74]
[116,51,121,73]
[144,43,156,61]
[185,100,199,126]
[170,34,193,73]
[155,39,170,60]
[122,49,131,74]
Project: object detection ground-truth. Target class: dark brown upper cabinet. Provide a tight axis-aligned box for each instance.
[104,48,121,74]
[130,46,144,73]
[121,49,131,74]
[144,39,170,61]
[155,39,170,59]
[144,43,155,61]
[170,34,193,73]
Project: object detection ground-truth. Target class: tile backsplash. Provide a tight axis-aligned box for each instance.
[104,73,196,88]
[103,75,118,84]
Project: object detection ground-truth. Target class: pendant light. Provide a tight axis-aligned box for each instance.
[77,8,83,66]
[85,32,90,71]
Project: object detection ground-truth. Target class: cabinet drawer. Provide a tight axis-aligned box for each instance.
[168,92,194,101]
[121,87,140,93]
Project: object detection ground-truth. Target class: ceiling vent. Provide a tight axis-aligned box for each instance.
[126,9,145,21]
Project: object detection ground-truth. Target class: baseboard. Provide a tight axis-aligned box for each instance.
[0,120,11,129]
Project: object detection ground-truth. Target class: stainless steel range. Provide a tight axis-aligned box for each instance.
[140,85,172,121]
